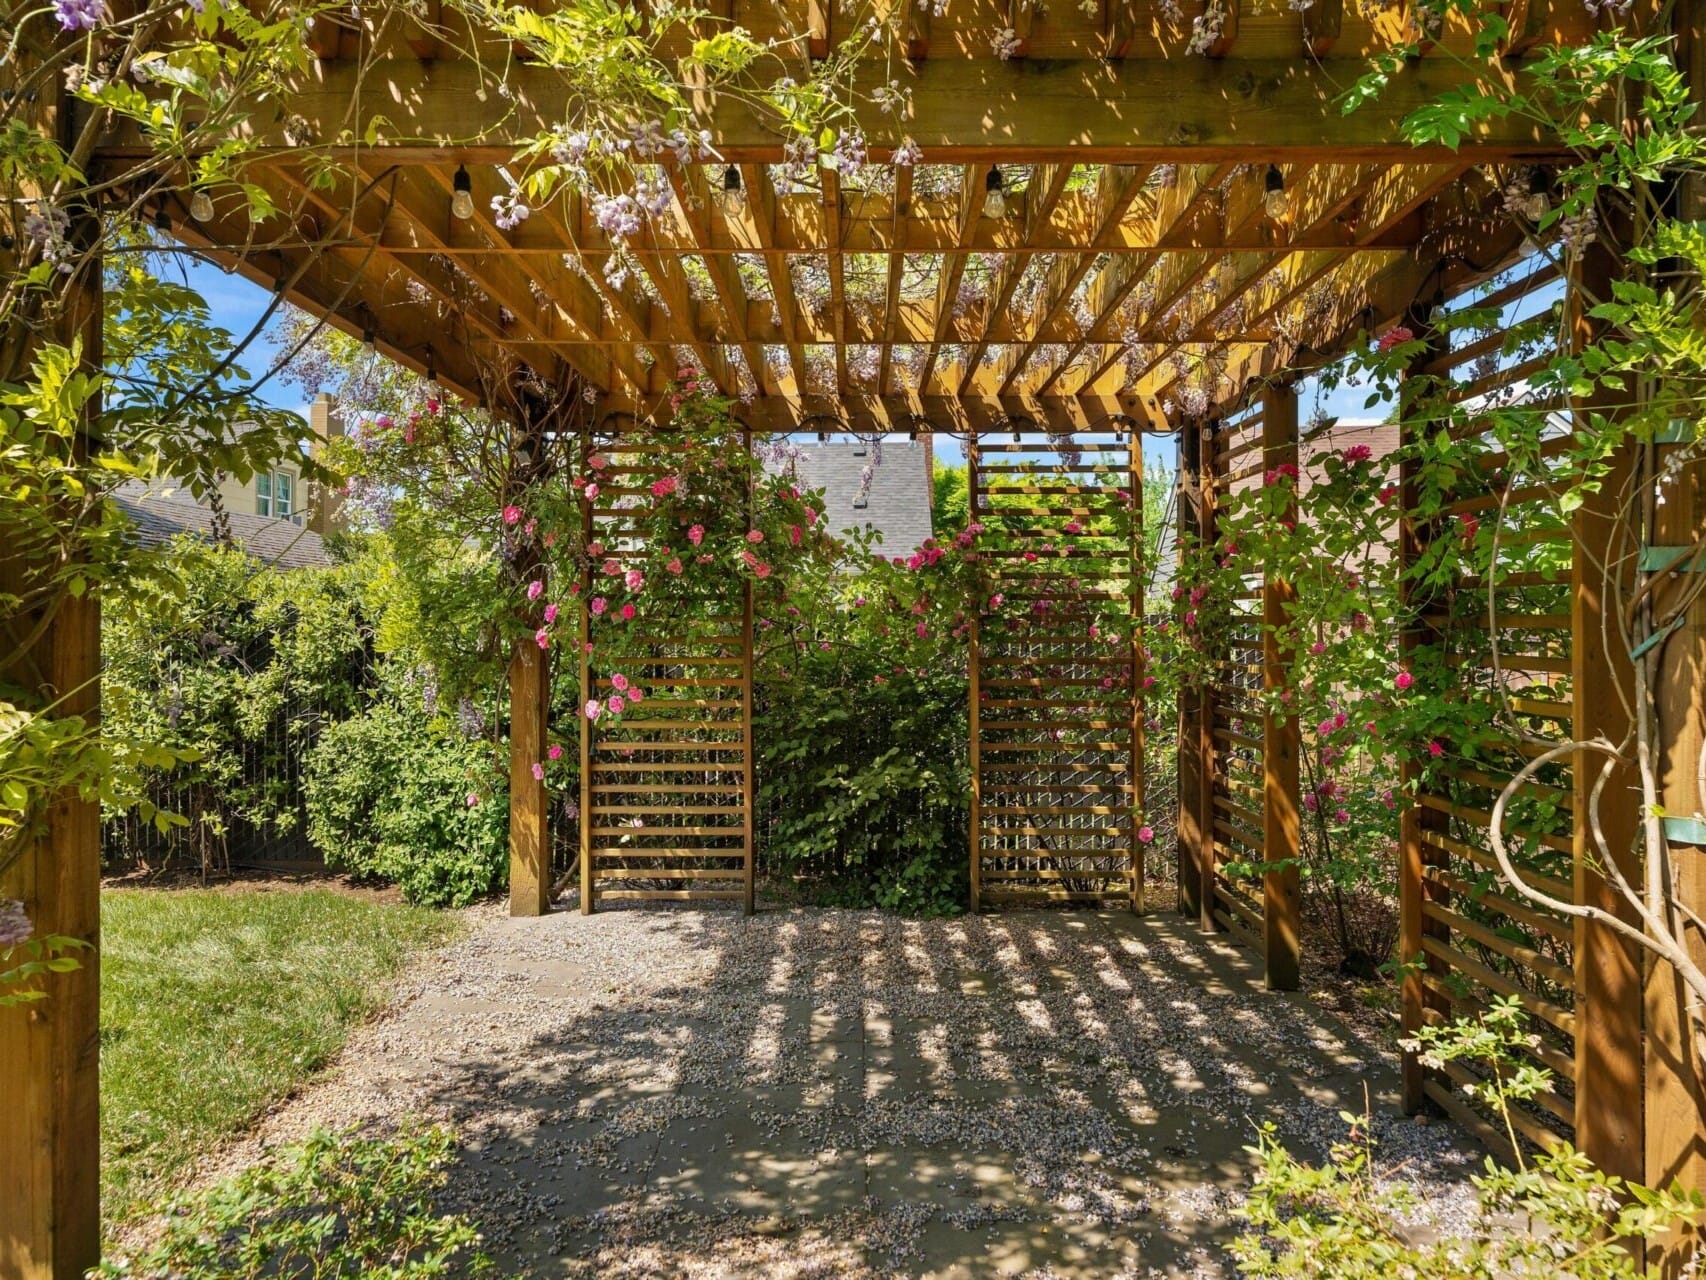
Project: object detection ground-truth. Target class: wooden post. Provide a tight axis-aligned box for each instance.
[1397,313,1453,1115]
[0,214,103,1280]
[740,427,756,916]
[1569,242,1647,1183]
[1196,419,1221,933]
[508,636,551,916]
[1260,383,1302,991]
[741,584,756,916]
[968,430,983,913]
[1644,18,1706,1218]
[578,450,595,915]
[1129,426,1146,915]
[1180,423,1207,921]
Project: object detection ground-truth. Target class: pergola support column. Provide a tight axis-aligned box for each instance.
[1569,241,1645,1182]
[508,636,552,916]
[1398,311,1452,1115]
[1175,421,1210,925]
[0,222,103,1280]
[1260,383,1302,991]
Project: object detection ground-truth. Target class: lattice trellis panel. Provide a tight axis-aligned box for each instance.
[1205,407,1270,948]
[968,427,1145,909]
[576,441,755,912]
[1401,255,1577,1151]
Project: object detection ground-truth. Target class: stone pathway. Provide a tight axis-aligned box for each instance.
[194,903,1485,1277]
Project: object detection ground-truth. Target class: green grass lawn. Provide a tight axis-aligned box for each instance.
[100,885,462,1226]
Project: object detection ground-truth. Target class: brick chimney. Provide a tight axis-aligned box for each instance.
[308,393,343,535]
[922,431,935,510]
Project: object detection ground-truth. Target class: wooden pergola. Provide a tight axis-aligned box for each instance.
[7,3,1705,1277]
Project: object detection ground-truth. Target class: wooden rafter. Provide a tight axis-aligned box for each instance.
[666,165,768,395]
[918,164,986,396]
[877,164,913,395]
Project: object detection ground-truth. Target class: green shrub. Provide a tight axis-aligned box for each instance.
[756,645,968,917]
[304,700,507,906]
[1234,999,1706,1278]
[98,1125,493,1279]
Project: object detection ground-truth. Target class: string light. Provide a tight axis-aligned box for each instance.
[451,165,474,221]
[718,165,743,214]
[1263,166,1290,222]
[189,188,214,222]
[982,166,1007,220]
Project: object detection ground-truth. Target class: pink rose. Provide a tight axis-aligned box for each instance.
[1428,740,1444,758]
[591,597,608,616]
[584,699,602,720]
[688,525,705,546]
[1343,444,1373,464]
[611,673,629,692]
[625,569,645,592]
[531,762,545,782]
[603,558,621,576]
[535,628,550,649]
[1137,826,1154,844]
[466,792,479,807]
[607,693,626,715]
[1376,325,1414,352]
[790,525,803,546]
[667,558,683,575]
[503,505,522,525]
[620,603,636,620]
[547,744,564,761]
[746,529,764,544]
[588,454,608,470]
[1394,670,1414,691]
[527,580,544,600]
[584,482,600,500]
[626,686,644,703]
[755,563,772,579]
[544,603,560,624]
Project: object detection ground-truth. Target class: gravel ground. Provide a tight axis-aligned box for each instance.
[157,901,1486,1277]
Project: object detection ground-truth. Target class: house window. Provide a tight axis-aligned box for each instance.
[256,470,295,520]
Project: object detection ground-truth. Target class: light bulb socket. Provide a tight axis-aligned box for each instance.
[451,165,474,220]
[722,165,741,195]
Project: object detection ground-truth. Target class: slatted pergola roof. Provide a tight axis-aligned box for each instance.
[97,0,1582,429]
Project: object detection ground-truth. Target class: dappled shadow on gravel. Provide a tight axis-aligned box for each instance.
[215,904,1487,1277]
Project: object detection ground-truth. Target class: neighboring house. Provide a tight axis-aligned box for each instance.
[112,482,333,569]
[110,392,347,569]
[763,438,936,555]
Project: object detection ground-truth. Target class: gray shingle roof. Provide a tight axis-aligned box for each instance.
[763,440,934,555]
[112,485,331,570]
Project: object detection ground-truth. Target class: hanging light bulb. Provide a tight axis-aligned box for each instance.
[982,166,1007,220]
[1522,186,1550,222]
[451,165,474,221]
[189,188,215,223]
[718,165,743,214]
[1263,166,1290,222]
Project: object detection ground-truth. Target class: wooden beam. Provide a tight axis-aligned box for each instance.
[126,57,1563,164]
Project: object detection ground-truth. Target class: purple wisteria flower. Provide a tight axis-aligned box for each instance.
[592,193,643,239]
[491,191,531,230]
[54,0,107,29]
[0,900,33,951]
